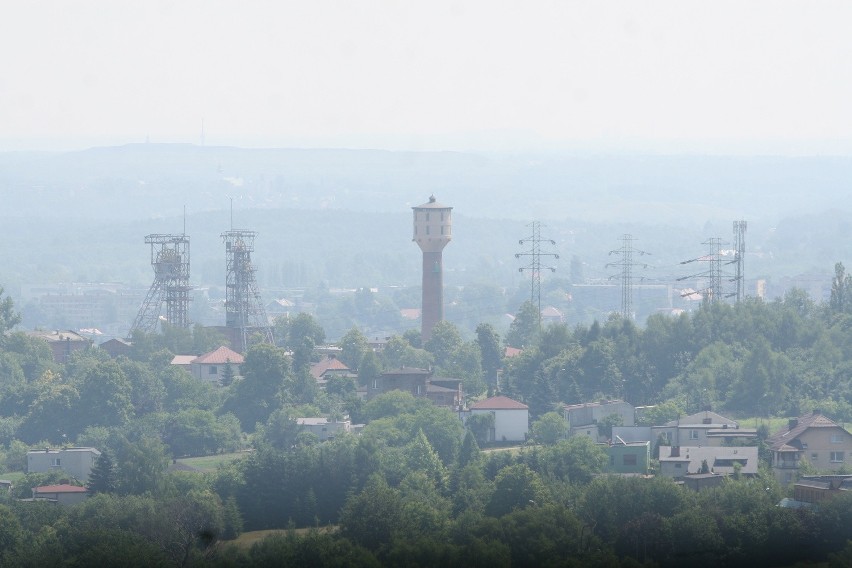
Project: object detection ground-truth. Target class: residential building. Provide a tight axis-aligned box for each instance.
[793,475,852,504]
[651,410,755,449]
[368,367,463,409]
[659,445,758,478]
[310,356,353,388]
[468,396,529,442]
[32,484,89,506]
[25,330,92,364]
[99,337,132,358]
[27,447,100,483]
[767,412,852,484]
[296,417,352,441]
[169,346,244,386]
[564,399,634,443]
[608,440,651,474]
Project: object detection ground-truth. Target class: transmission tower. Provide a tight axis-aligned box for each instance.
[606,234,650,320]
[129,234,192,336]
[678,237,726,303]
[732,220,747,302]
[515,221,559,323]
[222,230,274,351]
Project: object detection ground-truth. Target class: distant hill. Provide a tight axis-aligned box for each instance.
[2,143,852,224]
[0,144,850,304]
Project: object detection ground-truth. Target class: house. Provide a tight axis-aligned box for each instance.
[368,367,463,409]
[309,356,352,387]
[27,447,100,483]
[32,484,89,506]
[767,412,852,484]
[174,346,244,386]
[99,337,132,358]
[564,399,635,442]
[296,417,352,441]
[540,306,564,324]
[468,396,529,442]
[25,330,92,364]
[608,439,651,474]
[651,410,755,449]
[793,475,852,504]
[681,473,726,492]
[659,445,759,478]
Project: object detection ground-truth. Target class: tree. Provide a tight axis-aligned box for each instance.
[283,313,326,350]
[0,287,21,340]
[87,449,118,494]
[76,360,134,430]
[113,436,169,495]
[830,262,852,314]
[530,412,567,445]
[466,413,495,446]
[339,327,370,370]
[222,343,291,432]
[506,301,540,349]
[476,323,503,391]
[485,463,548,517]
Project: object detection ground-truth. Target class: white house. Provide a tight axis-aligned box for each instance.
[27,447,100,483]
[296,417,351,441]
[564,399,635,442]
[469,396,529,442]
[189,346,244,386]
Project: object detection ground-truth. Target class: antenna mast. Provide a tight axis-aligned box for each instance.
[732,220,747,302]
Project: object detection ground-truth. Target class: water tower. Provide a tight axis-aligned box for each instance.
[412,195,453,342]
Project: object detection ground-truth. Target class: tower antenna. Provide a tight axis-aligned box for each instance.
[732,220,747,302]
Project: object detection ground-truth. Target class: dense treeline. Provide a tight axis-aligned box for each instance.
[3,273,852,564]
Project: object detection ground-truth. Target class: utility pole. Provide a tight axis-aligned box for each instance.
[515,221,559,326]
[732,220,747,302]
[607,234,650,320]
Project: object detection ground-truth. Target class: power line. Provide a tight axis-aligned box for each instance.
[515,221,559,324]
[606,234,650,320]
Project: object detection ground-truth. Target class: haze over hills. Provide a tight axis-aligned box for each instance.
[0,143,851,306]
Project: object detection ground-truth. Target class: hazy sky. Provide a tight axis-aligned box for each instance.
[3,1,852,154]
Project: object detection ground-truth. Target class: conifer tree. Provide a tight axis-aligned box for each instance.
[87,449,117,494]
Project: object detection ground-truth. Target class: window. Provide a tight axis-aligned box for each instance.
[832,434,844,443]
[623,454,638,466]
[689,430,699,440]
[426,212,430,221]
[208,366,218,375]
[416,385,423,395]
[50,458,61,467]
[426,225,430,235]
[811,453,818,461]
[675,463,682,469]
[372,379,379,390]
[831,451,845,463]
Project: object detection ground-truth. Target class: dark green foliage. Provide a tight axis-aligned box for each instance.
[87,449,118,494]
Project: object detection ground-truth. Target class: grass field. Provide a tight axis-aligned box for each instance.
[222,526,338,550]
[0,471,25,483]
[175,451,251,472]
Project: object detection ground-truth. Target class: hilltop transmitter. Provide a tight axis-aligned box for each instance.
[413,196,453,342]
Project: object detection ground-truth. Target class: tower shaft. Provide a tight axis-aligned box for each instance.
[412,196,453,342]
[222,230,273,351]
[129,234,192,337]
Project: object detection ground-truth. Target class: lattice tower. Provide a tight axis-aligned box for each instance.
[222,230,273,351]
[515,221,559,325]
[607,234,650,320]
[129,234,192,336]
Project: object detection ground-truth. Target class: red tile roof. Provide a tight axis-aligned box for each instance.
[35,484,88,493]
[768,412,851,451]
[504,347,522,358]
[470,396,528,410]
[310,357,350,379]
[193,346,244,365]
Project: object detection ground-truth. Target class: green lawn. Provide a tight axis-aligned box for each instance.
[222,527,338,550]
[174,451,251,473]
[0,471,25,483]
